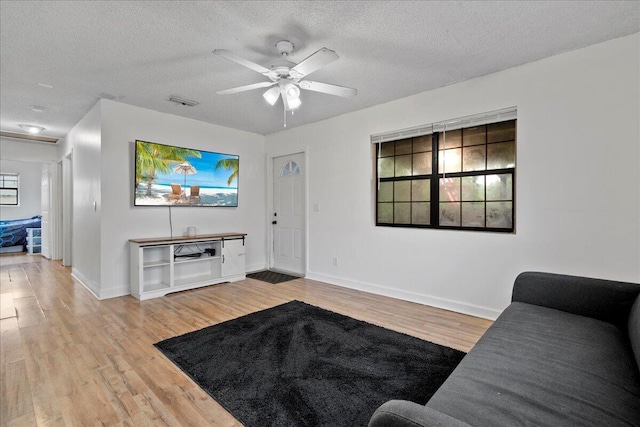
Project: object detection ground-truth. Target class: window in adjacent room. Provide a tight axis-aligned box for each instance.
[0,173,19,206]
[374,110,516,232]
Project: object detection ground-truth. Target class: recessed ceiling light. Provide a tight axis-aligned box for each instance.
[19,124,45,134]
[29,105,47,113]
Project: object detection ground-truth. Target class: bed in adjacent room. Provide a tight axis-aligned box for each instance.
[0,215,41,253]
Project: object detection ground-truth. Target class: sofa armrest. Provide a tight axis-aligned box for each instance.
[512,271,640,329]
[368,400,472,427]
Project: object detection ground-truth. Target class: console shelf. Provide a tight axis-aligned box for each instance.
[129,233,246,300]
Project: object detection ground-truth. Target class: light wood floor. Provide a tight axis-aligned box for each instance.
[0,253,492,427]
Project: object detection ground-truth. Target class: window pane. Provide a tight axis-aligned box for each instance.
[0,188,18,205]
[413,135,432,153]
[3,176,18,188]
[439,202,461,226]
[486,202,513,228]
[379,142,395,157]
[395,140,412,155]
[461,176,485,201]
[411,179,430,202]
[441,129,461,149]
[395,155,412,177]
[411,202,430,225]
[412,152,431,175]
[439,177,460,202]
[487,141,515,169]
[462,145,486,172]
[377,203,393,223]
[394,181,411,202]
[394,203,411,224]
[486,174,512,201]
[280,161,300,177]
[378,157,394,178]
[462,202,485,227]
[463,125,486,146]
[487,120,515,143]
[438,148,462,173]
[378,181,393,202]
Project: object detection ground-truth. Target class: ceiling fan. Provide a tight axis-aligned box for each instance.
[213,40,357,115]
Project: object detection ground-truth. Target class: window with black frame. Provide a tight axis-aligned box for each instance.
[0,173,19,206]
[375,119,516,232]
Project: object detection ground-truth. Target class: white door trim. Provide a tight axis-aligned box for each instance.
[266,148,308,275]
[63,150,73,267]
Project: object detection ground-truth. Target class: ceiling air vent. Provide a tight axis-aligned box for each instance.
[167,95,199,107]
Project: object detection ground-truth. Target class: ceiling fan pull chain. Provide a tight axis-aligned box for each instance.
[283,102,287,128]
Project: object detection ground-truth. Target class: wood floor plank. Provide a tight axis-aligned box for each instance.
[0,253,492,427]
[22,352,65,426]
[0,292,16,319]
[0,317,23,364]
[1,359,35,424]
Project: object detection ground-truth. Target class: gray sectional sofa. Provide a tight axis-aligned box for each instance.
[369,272,640,426]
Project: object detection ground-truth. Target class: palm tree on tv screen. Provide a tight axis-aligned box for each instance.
[215,158,239,186]
[136,141,201,195]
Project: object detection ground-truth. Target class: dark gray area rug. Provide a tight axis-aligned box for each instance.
[154,300,465,427]
[246,270,300,284]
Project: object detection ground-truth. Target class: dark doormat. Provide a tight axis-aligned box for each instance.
[155,300,465,427]
[247,270,300,284]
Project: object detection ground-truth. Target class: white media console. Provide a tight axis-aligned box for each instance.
[129,233,246,300]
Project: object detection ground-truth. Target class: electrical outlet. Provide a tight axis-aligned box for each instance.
[332,256,338,266]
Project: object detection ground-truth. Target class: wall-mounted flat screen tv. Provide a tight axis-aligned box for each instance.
[134,140,238,207]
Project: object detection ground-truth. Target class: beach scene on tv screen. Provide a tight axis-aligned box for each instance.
[135,141,238,207]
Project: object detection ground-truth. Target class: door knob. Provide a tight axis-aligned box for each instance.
[272,220,277,225]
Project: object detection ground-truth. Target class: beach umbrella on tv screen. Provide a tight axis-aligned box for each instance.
[173,162,197,186]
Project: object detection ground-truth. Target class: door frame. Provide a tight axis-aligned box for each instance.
[266,148,308,275]
[62,150,73,267]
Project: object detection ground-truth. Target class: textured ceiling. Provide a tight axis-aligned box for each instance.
[1,1,638,139]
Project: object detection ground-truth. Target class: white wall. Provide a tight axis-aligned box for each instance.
[0,159,42,220]
[265,34,640,319]
[97,100,266,298]
[0,137,58,163]
[0,137,58,221]
[58,102,103,295]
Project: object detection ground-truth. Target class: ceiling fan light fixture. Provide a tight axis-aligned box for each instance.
[285,83,300,99]
[19,124,45,134]
[282,82,301,110]
[263,86,280,105]
[287,95,301,110]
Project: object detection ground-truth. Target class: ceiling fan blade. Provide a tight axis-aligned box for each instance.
[290,48,339,78]
[299,80,357,98]
[217,81,275,95]
[213,49,271,75]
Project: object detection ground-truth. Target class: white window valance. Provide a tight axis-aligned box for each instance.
[370,106,517,144]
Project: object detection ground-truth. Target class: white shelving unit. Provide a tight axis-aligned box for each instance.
[26,228,42,255]
[129,233,246,300]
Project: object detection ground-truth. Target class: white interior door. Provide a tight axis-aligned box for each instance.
[272,153,305,275]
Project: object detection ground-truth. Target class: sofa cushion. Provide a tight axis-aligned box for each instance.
[512,272,640,330]
[630,295,640,370]
[426,302,640,426]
